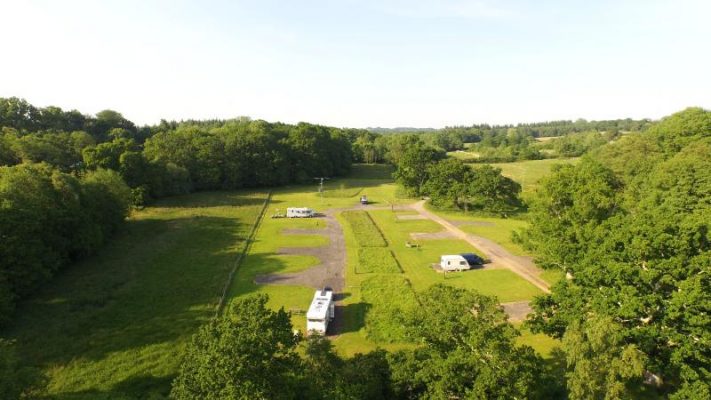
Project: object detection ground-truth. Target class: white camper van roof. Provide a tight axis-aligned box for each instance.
[441,255,467,262]
[288,207,313,212]
[306,289,333,320]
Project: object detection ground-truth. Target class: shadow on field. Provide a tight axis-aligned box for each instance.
[153,191,274,208]
[47,374,173,400]
[4,215,249,371]
[334,302,370,335]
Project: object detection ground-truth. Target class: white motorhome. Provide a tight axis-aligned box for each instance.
[287,207,315,218]
[440,255,471,272]
[306,288,335,335]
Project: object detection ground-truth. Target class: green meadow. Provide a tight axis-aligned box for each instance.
[2,191,268,399]
[3,162,566,398]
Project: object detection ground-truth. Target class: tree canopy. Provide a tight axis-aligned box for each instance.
[521,107,711,398]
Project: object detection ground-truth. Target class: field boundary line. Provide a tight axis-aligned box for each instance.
[365,211,389,246]
[215,191,272,316]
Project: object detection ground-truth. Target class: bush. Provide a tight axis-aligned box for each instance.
[356,248,401,274]
[342,210,387,247]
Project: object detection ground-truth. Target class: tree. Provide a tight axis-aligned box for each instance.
[171,294,301,400]
[563,317,646,400]
[302,336,393,400]
[421,158,471,209]
[394,143,444,196]
[522,114,711,398]
[388,285,556,399]
[466,164,522,214]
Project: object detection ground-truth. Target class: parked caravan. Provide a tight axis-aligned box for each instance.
[306,288,335,334]
[287,207,315,218]
[440,255,471,272]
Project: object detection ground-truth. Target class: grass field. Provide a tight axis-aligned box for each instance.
[360,274,419,342]
[490,157,579,195]
[447,150,479,160]
[342,210,388,247]
[3,161,563,397]
[356,248,401,274]
[2,191,268,399]
[228,168,411,333]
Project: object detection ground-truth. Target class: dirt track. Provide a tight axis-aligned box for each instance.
[254,210,345,292]
[501,301,534,322]
[409,200,551,294]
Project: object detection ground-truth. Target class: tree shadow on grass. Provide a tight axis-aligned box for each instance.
[45,374,173,400]
[333,302,370,335]
[152,190,277,208]
[4,216,251,369]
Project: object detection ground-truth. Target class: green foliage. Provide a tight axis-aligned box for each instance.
[421,158,470,208]
[646,106,711,152]
[4,191,267,398]
[0,339,44,399]
[388,285,558,399]
[342,210,387,247]
[544,130,609,157]
[171,294,300,400]
[360,275,419,342]
[467,164,522,214]
[522,108,711,398]
[393,142,445,195]
[563,316,646,400]
[0,164,130,325]
[302,337,393,400]
[356,248,401,273]
[420,158,522,213]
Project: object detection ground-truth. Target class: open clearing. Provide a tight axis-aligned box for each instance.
[2,191,268,399]
[490,157,580,195]
[4,163,562,397]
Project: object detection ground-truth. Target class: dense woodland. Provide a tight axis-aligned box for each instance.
[519,107,711,399]
[0,97,708,399]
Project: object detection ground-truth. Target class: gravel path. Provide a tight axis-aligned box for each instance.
[409,200,551,294]
[501,301,534,322]
[410,231,456,240]
[254,210,345,292]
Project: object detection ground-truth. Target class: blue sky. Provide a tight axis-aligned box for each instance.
[1,0,709,127]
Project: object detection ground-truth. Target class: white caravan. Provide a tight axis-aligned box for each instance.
[440,255,471,272]
[287,207,315,218]
[306,288,335,335]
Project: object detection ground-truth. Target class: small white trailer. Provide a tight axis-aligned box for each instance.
[287,207,315,218]
[440,255,471,272]
[306,288,335,335]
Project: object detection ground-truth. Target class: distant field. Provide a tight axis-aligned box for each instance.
[348,163,395,179]
[447,150,479,160]
[490,157,580,195]
[3,191,268,399]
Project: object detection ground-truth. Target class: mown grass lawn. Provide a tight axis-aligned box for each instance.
[428,206,531,256]
[2,191,268,399]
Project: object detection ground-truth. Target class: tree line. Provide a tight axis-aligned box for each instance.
[0,98,356,330]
